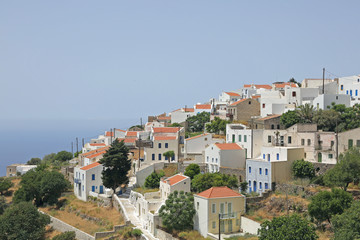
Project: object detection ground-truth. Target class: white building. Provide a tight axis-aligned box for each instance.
[205,143,245,173]
[6,164,37,177]
[194,104,212,114]
[170,108,196,123]
[312,94,350,110]
[219,92,241,103]
[184,133,223,161]
[338,75,360,106]
[82,142,107,153]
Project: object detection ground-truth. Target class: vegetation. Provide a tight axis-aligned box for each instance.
[159,191,195,231]
[52,231,76,240]
[332,200,360,240]
[240,181,248,193]
[184,164,200,179]
[280,110,300,128]
[13,168,70,207]
[129,125,144,131]
[186,112,210,132]
[74,151,82,158]
[205,117,230,135]
[163,150,175,163]
[27,157,42,165]
[144,171,165,189]
[169,123,182,127]
[100,139,131,192]
[308,188,353,224]
[292,159,315,179]
[323,147,360,191]
[258,214,318,240]
[0,201,50,240]
[0,177,14,195]
[191,173,238,192]
[0,196,8,214]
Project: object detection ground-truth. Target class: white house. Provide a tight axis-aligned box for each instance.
[82,142,107,153]
[144,122,165,132]
[205,143,245,173]
[312,94,350,110]
[338,75,360,106]
[170,108,196,123]
[219,92,241,103]
[184,133,224,161]
[6,164,37,177]
[74,162,109,201]
[242,84,272,99]
[194,104,212,114]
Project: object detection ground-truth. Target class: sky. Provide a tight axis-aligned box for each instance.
[1,1,360,123]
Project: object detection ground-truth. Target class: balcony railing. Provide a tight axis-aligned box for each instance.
[220,212,236,219]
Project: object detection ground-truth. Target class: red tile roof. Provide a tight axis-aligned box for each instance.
[251,95,261,99]
[215,143,242,150]
[154,136,177,141]
[86,151,107,159]
[274,83,298,88]
[126,131,138,137]
[244,84,272,90]
[163,174,188,186]
[183,108,194,112]
[185,133,209,141]
[82,146,109,158]
[117,138,137,143]
[257,114,281,121]
[90,143,106,147]
[225,92,240,97]
[195,104,211,109]
[116,129,126,132]
[80,162,101,171]
[105,131,114,137]
[153,127,180,133]
[196,186,243,199]
[230,99,248,106]
[158,116,171,120]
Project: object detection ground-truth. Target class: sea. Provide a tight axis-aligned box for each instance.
[0,118,137,177]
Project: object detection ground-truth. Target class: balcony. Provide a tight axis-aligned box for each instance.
[220,212,236,219]
[74,178,81,184]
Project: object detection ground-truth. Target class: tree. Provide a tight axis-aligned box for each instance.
[323,148,360,191]
[205,117,230,135]
[0,202,50,240]
[100,139,131,193]
[13,169,70,206]
[258,214,318,240]
[144,171,164,189]
[163,151,175,163]
[27,158,42,165]
[159,191,195,231]
[289,78,301,87]
[42,153,56,164]
[52,231,76,240]
[0,196,8,215]
[332,201,360,240]
[186,112,210,132]
[291,159,315,179]
[240,182,248,193]
[297,104,315,124]
[169,123,182,127]
[191,173,238,192]
[280,111,300,128]
[308,188,353,224]
[184,164,200,179]
[313,109,340,132]
[54,151,73,162]
[0,177,13,195]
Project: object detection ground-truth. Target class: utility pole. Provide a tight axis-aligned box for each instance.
[82,138,84,148]
[336,117,339,163]
[76,137,79,153]
[113,128,116,139]
[71,142,73,156]
[322,67,325,94]
[138,136,141,170]
[110,128,113,143]
[218,213,221,240]
[140,118,143,128]
[251,118,254,158]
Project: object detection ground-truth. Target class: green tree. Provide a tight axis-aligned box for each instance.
[323,148,360,191]
[184,164,200,179]
[308,188,353,224]
[313,109,340,132]
[289,78,301,87]
[332,201,360,240]
[191,173,238,192]
[258,214,318,240]
[297,104,315,124]
[186,112,210,132]
[74,151,82,158]
[27,158,42,165]
[0,196,8,215]
[169,123,182,127]
[159,191,195,231]
[0,177,13,195]
[291,159,315,179]
[205,117,230,135]
[42,153,56,164]
[52,231,76,240]
[0,202,50,240]
[280,111,300,128]
[144,171,165,189]
[163,151,175,163]
[100,139,131,193]
[54,151,73,162]
[240,182,248,193]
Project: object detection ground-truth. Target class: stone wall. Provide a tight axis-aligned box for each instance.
[112,195,130,222]
[219,167,246,182]
[136,162,165,186]
[246,190,272,204]
[94,224,129,239]
[241,216,260,235]
[313,162,335,175]
[155,228,179,240]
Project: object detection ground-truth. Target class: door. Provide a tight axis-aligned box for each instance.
[318,153,322,163]
[232,134,235,143]
[99,186,104,194]
[220,220,225,233]
[228,219,233,232]
[92,186,95,192]
[253,181,257,192]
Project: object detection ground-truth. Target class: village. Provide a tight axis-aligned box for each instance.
[5,74,360,240]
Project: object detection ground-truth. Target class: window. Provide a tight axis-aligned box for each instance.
[307,139,311,146]
[341,85,344,90]
[249,167,251,173]
[92,174,95,180]
[212,221,216,229]
[288,136,292,144]
[82,185,84,191]
[347,90,349,95]
[249,101,251,104]
[259,182,262,189]
[357,90,358,96]
[331,141,334,147]
[158,154,162,160]
[152,154,155,160]
[276,153,279,160]
[271,124,274,129]
[350,90,353,96]
[248,181,251,187]
[228,202,232,214]
[349,139,353,148]
[301,139,305,146]
[268,136,272,143]
[165,143,168,148]
[357,140,360,147]
[259,168,262,174]
[336,96,338,100]
[244,135,247,142]
[265,183,269,189]
[329,154,333,159]
[216,158,218,163]
[207,156,209,162]
[262,103,265,108]
[277,124,280,129]
[267,154,270,161]
[236,219,240,226]
[292,91,296,97]
[263,154,265,159]
[238,135,242,142]
[204,138,207,141]
[197,202,199,209]
[265,168,268,175]
[158,143,161,148]
[212,203,216,213]
[220,203,225,214]
[82,174,84,180]
[212,158,214,163]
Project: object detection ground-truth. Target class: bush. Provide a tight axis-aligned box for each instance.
[52,231,76,240]
[184,164,200,179]
[144,171,165,189]
[292,159,315,179]
[132,228,142,237]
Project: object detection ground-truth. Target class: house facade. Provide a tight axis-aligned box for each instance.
[227,98,260,122]
[184,133,224,161]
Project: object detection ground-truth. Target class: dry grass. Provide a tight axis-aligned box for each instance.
[177,230,211,240]
[4,177,21,203]
[133,187,159,195]
[40,194,124,235]
[162,164,178,177]
[317,230,333,240]
[44,226,62,239]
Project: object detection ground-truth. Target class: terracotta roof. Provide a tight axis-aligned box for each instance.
[230,99,248,106]
[225,92,240,97]
[215,143,242,150]
[274,83,298,88]
[163,174,188,186]
[126,131,138,137]
[80,162,101,171]
[251,95,261,99]
[196,186,243,199]
[117,138,137,143]
[90,143,106,147]
[82,146,109,158]
[195,104,211,109]
[158,116,171,120]
[116,129,126,132]
[154,136,177,141]
[153,127,180,133]
[257,114,281,121]
[244,84,272,90]
[185,133,209,141]
[172,108,182,113]
[105,131,114,137]
[86,150,107,159]
[183,108,194,112]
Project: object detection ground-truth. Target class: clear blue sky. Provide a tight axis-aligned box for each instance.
[1,1,360,122]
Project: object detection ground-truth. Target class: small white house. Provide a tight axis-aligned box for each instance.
[312,94,350,110]
[170,108,196,123]
[194,104,212,114]
[184,133,224,161]
[74,162,108,201]
[219,92,241,103]
[338,75,360,106]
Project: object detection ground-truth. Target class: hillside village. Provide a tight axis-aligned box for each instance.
[5,74,360,240]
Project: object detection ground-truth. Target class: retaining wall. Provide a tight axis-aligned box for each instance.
[241,216,261,235]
